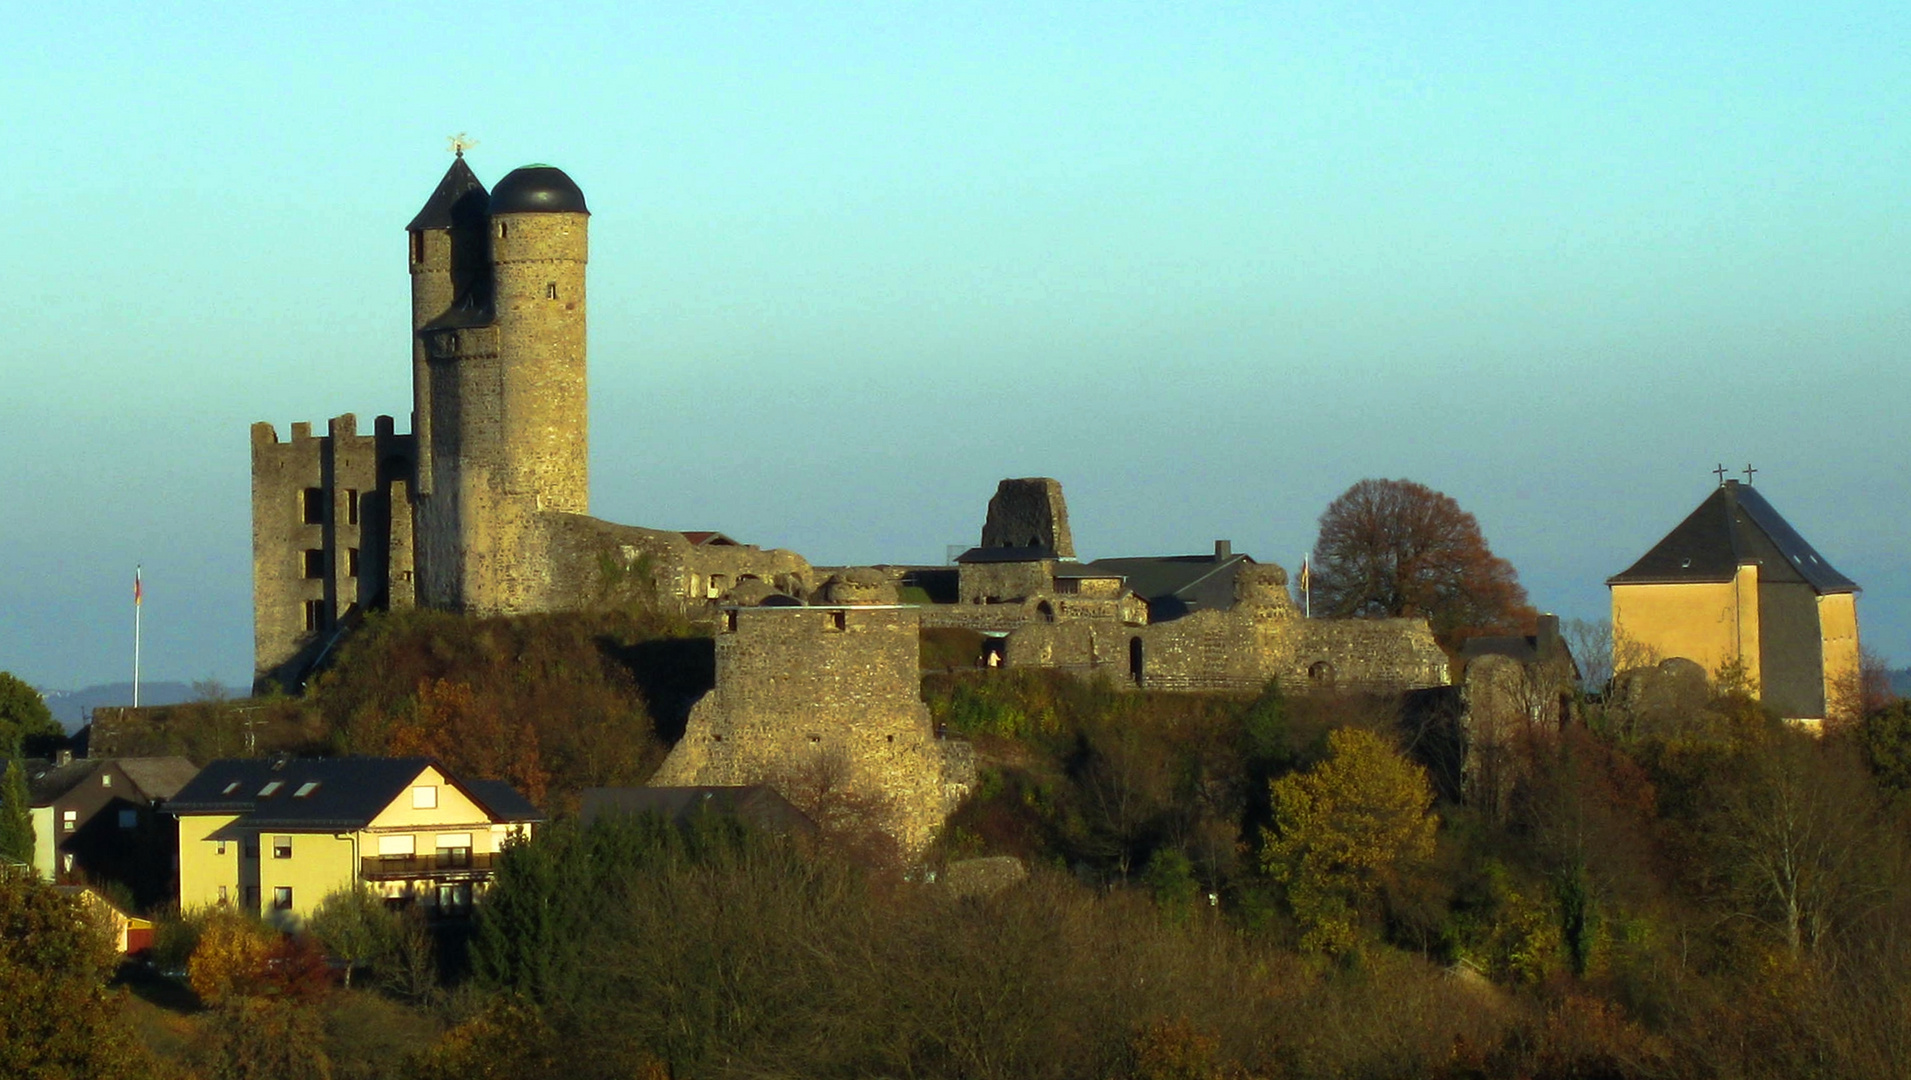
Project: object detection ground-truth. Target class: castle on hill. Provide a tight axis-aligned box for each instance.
[252,156,808,693]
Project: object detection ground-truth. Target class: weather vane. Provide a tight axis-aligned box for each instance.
[447,132,477,158]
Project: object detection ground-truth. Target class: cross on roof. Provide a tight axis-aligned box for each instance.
[447,132,477,158]
[1713,463,1728,485]
[1743,463,1757,485]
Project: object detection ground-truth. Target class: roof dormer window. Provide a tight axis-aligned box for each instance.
[222,781,241,795]
[259,781,284,797]
[294,781,319,798]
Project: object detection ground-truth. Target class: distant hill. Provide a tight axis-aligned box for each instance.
[37,682,200,732]
[1893,669,1911,700]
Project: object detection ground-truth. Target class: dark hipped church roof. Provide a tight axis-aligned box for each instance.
[1607,480,1857,595]
[406,155,489,232]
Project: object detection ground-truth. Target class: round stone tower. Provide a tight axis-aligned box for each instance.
[488,164,590,515]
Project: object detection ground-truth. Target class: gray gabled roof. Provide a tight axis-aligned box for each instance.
[166,757,540,830]
[23,756,198,806]
[1084,553,1254,620]
[1607,481,1857,594]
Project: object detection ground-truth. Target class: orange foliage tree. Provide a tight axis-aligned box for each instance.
[1309,478,1534,648]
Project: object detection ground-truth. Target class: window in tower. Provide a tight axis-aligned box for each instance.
[347,548,361,578]
[303,549,325,579]
[301,488,324,524]
[411,231,423,264]
[304,600,326,632]
[345,489,359,525]
[498,222,508,239]
[545,282,558,300]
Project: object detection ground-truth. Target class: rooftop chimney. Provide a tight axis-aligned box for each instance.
[1215,540,1232,562]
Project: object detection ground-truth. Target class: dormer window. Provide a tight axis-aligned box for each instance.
[259,781,284,797]
[294,781,320,798]
[222,781,241,795]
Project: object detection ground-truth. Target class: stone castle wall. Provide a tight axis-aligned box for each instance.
[251,414,415,692]
[649,605,973,853]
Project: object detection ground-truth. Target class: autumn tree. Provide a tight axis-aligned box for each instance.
[1308,478,1534,647]
[0,866,150,1078]
[1262,727,1439,954]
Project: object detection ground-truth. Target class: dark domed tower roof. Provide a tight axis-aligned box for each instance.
[490,164,589,214]
[407,156,489,232]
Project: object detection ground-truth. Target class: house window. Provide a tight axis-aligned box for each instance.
[304,600,325,632]
[436,833,472,869]
[301,488,325,524]
[259,781,283,797]
[303,549,325,579]
[62,810,76,832]
[345,489,360,526]
[221,781,241,795]
[346,548,360,578]
[244,886,260,909]
[118,809,137,829]
[272,836,292,859]
[294,781,319,798]
[436,882,471,914]
[272,887,293,911]
[217,885,229,904]
[412,785,437,809]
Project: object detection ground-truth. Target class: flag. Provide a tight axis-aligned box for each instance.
[1298,556,1309,592]
[134,566,143,607]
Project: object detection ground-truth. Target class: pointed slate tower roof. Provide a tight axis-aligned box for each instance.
[1607,481,1857,594]
[407,155,489,232]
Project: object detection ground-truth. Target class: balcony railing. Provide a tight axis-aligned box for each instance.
[360,852,497,879]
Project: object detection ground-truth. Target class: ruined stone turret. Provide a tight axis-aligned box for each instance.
[980,478,1074,556]
[821,568,898,606]
[1234,564,1297,615]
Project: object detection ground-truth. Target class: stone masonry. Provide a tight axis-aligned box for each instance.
[649,585,975,854]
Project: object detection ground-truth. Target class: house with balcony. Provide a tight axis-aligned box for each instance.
[166,756,541,927]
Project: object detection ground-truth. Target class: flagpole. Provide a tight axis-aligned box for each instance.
[133,565,142,708]
[1301,554,1311,619]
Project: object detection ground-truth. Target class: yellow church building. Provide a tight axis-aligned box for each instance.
[1608,479,1859,722]
[166,757,541,927]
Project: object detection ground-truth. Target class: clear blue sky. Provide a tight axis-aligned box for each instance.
[2,2,1906,693]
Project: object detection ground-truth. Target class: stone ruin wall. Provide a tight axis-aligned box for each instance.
[537,513,815,615]
[958,560,1058,605]
[980,478,1074,556]
[649,603,974,853]
[251,413,416,693]
[1000,562,1449,696]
